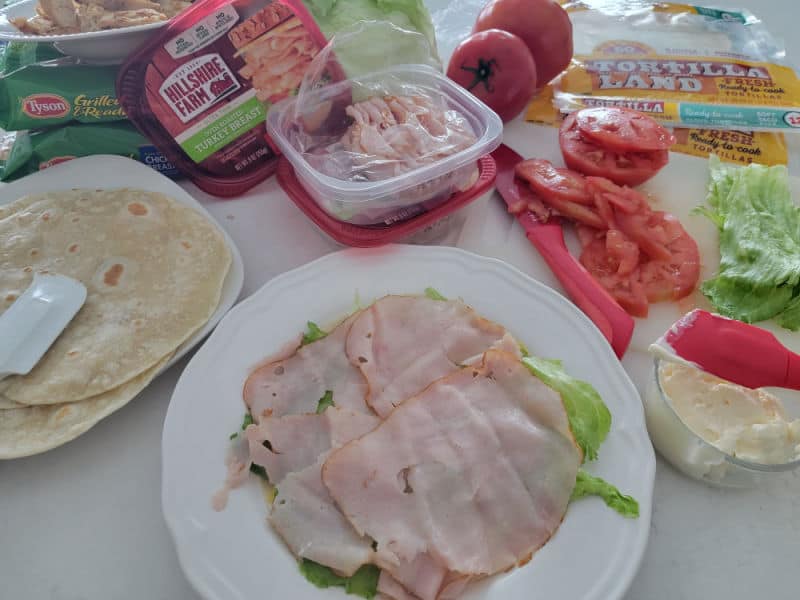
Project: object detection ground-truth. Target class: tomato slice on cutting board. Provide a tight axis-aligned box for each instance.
[580,237,650,318]
[576,107,676,153]
[559,112,669,186]
[515,159,593,204]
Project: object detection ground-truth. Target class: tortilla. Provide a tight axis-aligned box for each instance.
[0,354,172,459]
[0,188,230,405]
[0,396,23,410]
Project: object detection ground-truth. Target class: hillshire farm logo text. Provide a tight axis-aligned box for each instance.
[160,54,241,124]
[585,59,771,92]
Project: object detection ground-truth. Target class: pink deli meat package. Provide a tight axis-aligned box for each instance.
[117,0,338,196]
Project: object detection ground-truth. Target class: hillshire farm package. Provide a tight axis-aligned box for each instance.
[118,0,337,196]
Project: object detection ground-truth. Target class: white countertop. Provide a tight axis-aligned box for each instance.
[2,1,799,599]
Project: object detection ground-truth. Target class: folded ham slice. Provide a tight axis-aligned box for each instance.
[262,408,380,576]
[270,454,375,576]
[322,350,582,598]
[247,407,380,485]
[243,312,371,421]
[346,296,520,417]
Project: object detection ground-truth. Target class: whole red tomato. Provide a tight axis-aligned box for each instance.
[474,0,573,86]
[447,29,537,122]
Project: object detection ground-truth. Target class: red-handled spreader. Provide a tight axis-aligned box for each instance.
[658,309,800,390]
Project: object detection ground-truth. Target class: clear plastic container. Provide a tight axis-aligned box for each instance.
[275,154,496,247]
[266,64,503,226]
[644,358,800,488]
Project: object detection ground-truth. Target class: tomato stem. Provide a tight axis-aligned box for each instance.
[460,58,498,93]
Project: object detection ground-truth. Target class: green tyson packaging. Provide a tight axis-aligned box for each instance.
[0,41,126,130]
[0,121,181,181]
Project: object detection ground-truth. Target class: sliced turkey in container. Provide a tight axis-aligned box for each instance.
[322,350,583,599]
[243,311,371,421]
[346,296,521,417]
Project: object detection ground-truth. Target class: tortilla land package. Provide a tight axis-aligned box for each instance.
[527,1,793,166]
[548,1,800,132]
[118,0,340,196]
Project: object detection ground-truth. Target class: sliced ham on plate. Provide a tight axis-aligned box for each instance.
[322,350,582,597]
[243,312,371,421]
[270,454,375,576]
[345,296,520,417]
[262,409,381,576]
[246,407,380,485]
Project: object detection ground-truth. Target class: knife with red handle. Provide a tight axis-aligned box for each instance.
[492,144,634,358]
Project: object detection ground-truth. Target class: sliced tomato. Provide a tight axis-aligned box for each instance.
[536,192,605,229]
[510,179,552,221]
[576,107,676,153]
[575,224,604,248]
[615,210,672,262]
[585,176,646,214]
[559,113,669,186]
[515,159,593,204]
[639,214,701,302]
[580,237,649,317]
[605,229,639,276]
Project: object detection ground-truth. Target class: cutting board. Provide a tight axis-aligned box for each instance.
[457,123,800,413]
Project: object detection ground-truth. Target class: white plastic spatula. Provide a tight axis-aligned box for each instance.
[0,274,87,381]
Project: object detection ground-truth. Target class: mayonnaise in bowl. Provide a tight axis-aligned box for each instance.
[644,358,800,487]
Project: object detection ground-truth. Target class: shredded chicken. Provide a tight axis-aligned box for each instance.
[334,94,477,181]
[11,0,190,35]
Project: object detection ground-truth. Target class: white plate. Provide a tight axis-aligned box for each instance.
[0,0,166,62]
[0,154,245,373]
[162,245,655,600]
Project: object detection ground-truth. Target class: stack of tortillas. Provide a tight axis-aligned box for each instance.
[0,189,231,459]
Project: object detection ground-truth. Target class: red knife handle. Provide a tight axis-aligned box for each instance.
[524,220,634,358]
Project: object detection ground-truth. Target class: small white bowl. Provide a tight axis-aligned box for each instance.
[0,0,167,63]
[644,358,800,488]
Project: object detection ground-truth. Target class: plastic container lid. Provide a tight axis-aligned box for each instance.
[266,63,503,224]
[116,0,334,197]
[277,154,496,247]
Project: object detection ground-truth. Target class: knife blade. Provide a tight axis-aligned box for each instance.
[491,144,634,358]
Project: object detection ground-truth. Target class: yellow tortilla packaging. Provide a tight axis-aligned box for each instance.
[526,88,788,166]
[526,1,794,165]
[548,1,800,132]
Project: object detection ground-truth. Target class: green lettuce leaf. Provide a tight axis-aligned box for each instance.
[301,0,440,76]
[316,390,335,413]
[299,560,380,599]
[522,356,611,462]
[249,463,269,480]
[229,412,254,440]
[424,287,447,301]
[302,321,328,345]
[699,155,800,325]
[776,293,800,331]
[345,564,381,597]
[571,470,639,518]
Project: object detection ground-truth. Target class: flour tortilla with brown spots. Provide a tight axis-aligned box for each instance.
[0,353,173,459]
[0,189,230,406]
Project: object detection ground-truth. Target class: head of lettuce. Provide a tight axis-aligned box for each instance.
[302,0,441,75]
